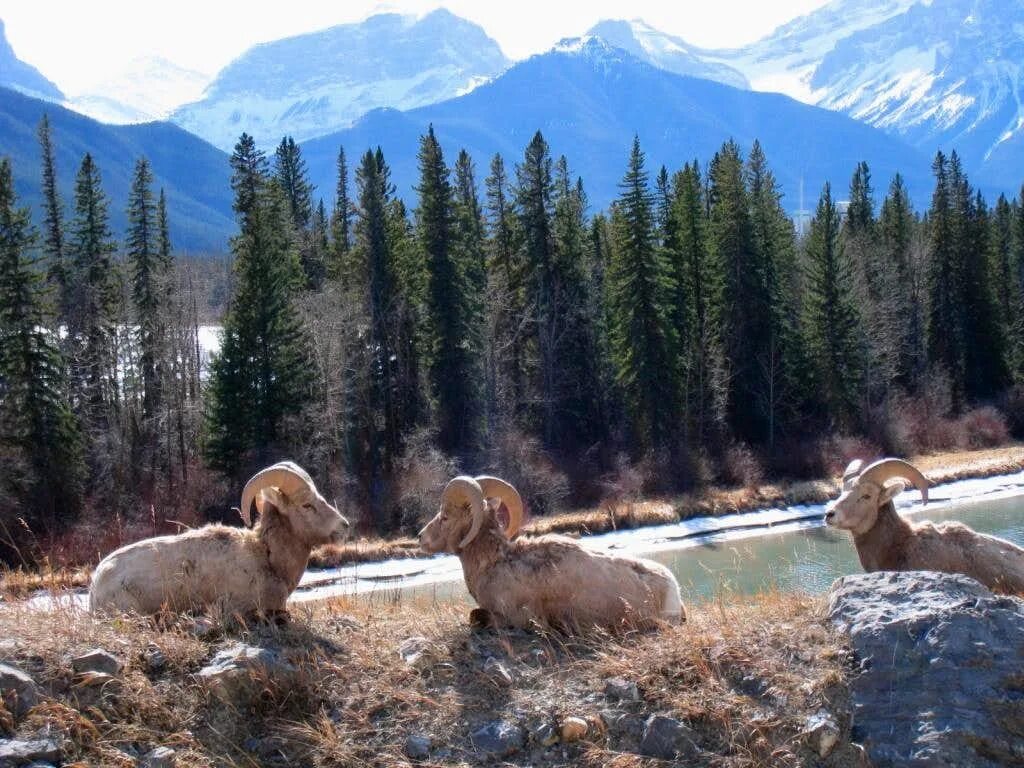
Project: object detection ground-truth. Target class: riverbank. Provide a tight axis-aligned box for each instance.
[0,591,860,767]
[308,444,1024,569]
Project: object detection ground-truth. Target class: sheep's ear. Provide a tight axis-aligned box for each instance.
[879,481,906,506]
[258,487,286,515]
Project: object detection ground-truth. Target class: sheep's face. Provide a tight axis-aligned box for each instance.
[824,479,905,535]
[261,485,350,545]
[419,500,483,554]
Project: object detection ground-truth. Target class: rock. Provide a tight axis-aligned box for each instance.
[188,616,218,639]
[0,663,40,719]
[0,738,61,765]
[639,715,699,761]
[398,637,438,671]
[530,721,559,747]
[196,644,296,704]
[403,735,431,760]
[140,746,176,768]
[802,710,840,758]
[144,643,167,674]
[470,720,525,758]
[604,677,640,702]
[601,709,646,741]
[71,648,122,676]
[482,656,513,686]
[559,717,588,743]
[829,571,1024,767]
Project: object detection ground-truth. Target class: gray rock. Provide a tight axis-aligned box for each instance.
[403,734,431,760]
[483,656,513,687]
[398,636,438,671]
[639,715,699,761]
[0,663,40,719]
[188,616,218,639]
[829,571,1024,767]
[604,676,640,702]
[802,709,840,758]
[530,721,559,747]
[140,746,176,768]
[470,720,525,757]
[196,644,296,704]
[144,643,167,674]
[71,648,122,677]
[601,709,646,741]
[0,739,61,766]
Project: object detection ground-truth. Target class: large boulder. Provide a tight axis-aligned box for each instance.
[828,570,1024,767]
[196,644,296,705]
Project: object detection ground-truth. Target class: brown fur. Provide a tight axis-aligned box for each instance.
[420,502,683,631]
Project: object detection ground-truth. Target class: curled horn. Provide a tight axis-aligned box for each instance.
[858,458,930,504]
[476,476,524,539]
[238,463,313,527]
[441,476,486,550]
[842,459,865,490]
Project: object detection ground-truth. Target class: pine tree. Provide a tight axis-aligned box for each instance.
[927,151,963,401]
[878,173,922,387]
[38,115,70,322]
[0,157,83,535]
[607,137,681,449]
[330,145,352,280]
[484,153,525,427]
[126,157,166,423]
[416,127,479,454]
[274,136,313,230]
[802,182,864,427]
[67,153,120,433]
[205,135,312,475]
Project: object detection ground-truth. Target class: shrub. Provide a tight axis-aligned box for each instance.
[720,443,765,489]
[957,406,1010,449]
[481,430,570,519]
[388,429,459,535]
[1000,385,1024,439]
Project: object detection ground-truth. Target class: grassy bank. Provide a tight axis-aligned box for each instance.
[309,444,1024,569]
[0,591,861,767]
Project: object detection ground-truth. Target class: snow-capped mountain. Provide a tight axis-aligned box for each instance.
[171,9,509,150]
[705,0,1024,188]
[0,18,63,102]
[585,19,748,89]
[300,36,932,213]
[68,57,211,124]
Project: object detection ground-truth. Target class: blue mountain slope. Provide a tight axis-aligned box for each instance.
[301,39,934,213]
[0,87,233,252]
[0,19,63,101]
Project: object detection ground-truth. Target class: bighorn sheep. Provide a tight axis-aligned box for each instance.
[89,462,350,617]
[419,476,684,631]
[825,457,1024,594]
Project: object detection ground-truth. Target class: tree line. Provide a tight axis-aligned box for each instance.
[1,120,1022,558]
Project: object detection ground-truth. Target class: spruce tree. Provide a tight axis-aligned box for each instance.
[416,127,479,454]
[330,145,352,280]
[205,135,312,475]
[878,173,922,387]
[0,157,83,534]
[802,182,864,428]
[607,137,681,449]
[126,157,166,423]
[274,136,313,230]
[38,115,70,322]
[67,153,119,433]
[926,151,963,400]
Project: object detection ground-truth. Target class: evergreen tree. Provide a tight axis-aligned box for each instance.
[927,151,963,400]
[67,153,119,433]
[205,135,312,475]
[416,128,479,454]
[607,137,681,449]
[330,145,352,280]
[274,136,313,230]
[126,157,166,423]
[484,153,525,426]
[961,189,1007,399]
[802,182,863,427]
[38,115,69,322]
[878,173,922,386]
[0,157,83,536]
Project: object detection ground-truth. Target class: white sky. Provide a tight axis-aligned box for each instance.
[1,0,830,94]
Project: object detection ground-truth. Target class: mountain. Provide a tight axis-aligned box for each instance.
[0,86,233,252]
[172,9,510,151]
[68,57,211,124]
[300,38,933,215]
[586,19,748,89]
[709,0,1024,189]
[0,18,63,101]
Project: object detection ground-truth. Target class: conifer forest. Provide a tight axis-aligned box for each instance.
[2,120,1023,564]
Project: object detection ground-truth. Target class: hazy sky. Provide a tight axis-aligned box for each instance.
[1,0,830,93]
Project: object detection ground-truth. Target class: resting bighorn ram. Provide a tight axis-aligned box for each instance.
[89,462,350,616]
[419,476,684,630]
[825,457,1024,594]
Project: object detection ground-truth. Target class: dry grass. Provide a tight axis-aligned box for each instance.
[0,591,862,767]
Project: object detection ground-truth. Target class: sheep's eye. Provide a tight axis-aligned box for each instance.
[860,494,871,501]
[303,503,316,512]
